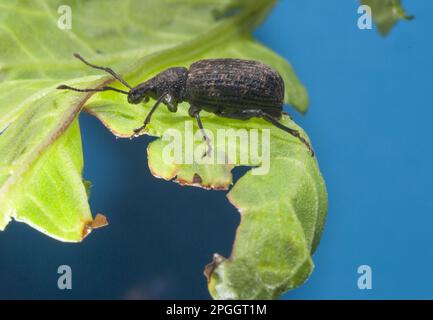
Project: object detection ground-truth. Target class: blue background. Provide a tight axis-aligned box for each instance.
[1,0,432,299]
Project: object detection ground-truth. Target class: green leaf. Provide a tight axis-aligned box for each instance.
[88,88,326,299]
[207,141,327,299]
[361,0,414,36]
[0,0,326,299]
[0,119,94,241]
[0,77,105,241]
[149,115,328,299]
[90,95,327,298]
[140,110,328,299]
[2,0,303,240]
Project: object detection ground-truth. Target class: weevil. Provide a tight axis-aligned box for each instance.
[58,53,313,156]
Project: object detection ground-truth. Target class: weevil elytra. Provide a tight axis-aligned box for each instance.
[57,53,314,156]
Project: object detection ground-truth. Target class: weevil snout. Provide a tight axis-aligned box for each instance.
[127,90,142,104]
[127,89,150,104]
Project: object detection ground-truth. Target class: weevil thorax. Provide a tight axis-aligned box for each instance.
[151,67,188,100]
[127,67,188,104]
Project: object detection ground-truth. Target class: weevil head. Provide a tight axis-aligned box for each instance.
[127,67,187,104]
[127,86,151,104]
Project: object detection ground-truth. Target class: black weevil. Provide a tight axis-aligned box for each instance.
[58,53,313,156]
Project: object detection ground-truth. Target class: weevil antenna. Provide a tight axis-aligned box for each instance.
[73,53,132,89]
[57,84,129,95]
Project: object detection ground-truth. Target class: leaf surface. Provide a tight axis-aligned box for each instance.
[361,0,413,36]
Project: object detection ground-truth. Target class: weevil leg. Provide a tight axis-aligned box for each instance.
[217,109,314,156]
[131,93,167,138]
[259,111,314,156]
[189,106,212,158]
[163,94,178,112]
[281,110,293,120]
